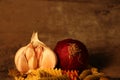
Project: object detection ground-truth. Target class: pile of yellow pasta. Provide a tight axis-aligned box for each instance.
[8,67,109,80]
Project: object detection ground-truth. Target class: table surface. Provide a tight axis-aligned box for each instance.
[0,0,120,80]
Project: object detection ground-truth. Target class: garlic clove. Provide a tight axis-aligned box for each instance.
[16,52,29,73]
[28,53,37,70]
[25,44,35,61]
[39,47,57,69]
[15,47,26,66]
[34,45,43,61]
[25,44,38,70]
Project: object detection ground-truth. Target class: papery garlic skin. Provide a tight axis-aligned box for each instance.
[14,32,57,73]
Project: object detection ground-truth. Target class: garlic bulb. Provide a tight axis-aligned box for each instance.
[14,32,57,73]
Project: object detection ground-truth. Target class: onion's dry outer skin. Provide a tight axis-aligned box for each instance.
[14,32,57,73]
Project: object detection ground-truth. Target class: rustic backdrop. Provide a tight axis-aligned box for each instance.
[0,0,120,80]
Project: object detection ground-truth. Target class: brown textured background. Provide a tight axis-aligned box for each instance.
[0,0,120,80]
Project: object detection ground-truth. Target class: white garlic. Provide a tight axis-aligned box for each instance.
[14,32,57,73]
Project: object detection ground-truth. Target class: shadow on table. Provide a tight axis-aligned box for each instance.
[89,52,113,69]
[89,52,120,79]
[110,78,120,80]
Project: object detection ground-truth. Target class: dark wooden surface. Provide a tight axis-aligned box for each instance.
[0,0,120,80]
